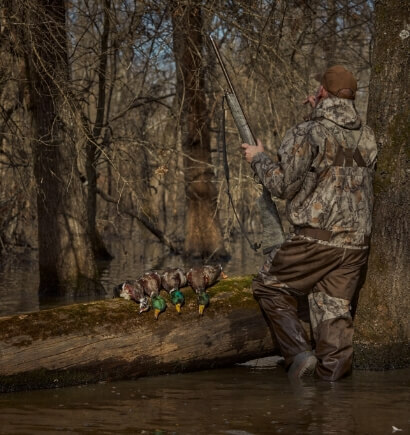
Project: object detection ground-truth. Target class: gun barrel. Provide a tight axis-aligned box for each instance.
[209,35,257,146]
[209,37,284,251]
[209,36,235,94]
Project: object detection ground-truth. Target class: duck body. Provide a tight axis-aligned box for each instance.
[186,264,222,292]
[161,268,187,313]
[113,280,150,313]
[138,271,167,319]
[138,271,162,297]
[186,265,223,315]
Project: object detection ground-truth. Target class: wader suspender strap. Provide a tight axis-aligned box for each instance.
[317,120,367,168]
[221,95,261,252]
[333,144,367,167]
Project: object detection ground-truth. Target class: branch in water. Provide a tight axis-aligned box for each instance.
[96,188,182,255]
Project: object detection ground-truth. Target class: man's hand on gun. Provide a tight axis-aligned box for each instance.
[241,139,264,163]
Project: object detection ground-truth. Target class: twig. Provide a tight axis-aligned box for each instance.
[96,187,182,254]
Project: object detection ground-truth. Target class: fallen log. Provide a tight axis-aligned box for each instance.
[0,276,279,393]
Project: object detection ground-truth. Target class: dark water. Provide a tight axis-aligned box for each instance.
[1,237,409,434]
[0,360,409,434]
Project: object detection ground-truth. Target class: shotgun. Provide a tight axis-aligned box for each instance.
[209,36,284,254]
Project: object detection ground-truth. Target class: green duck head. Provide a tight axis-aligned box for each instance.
[151,295,167,319]
[170,289,185,314]
[197,292,210,316]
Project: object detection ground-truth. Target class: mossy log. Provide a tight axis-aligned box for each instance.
[0,276,279,393]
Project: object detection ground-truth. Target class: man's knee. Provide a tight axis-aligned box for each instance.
[251,276,264,300]
[252,276,286,301]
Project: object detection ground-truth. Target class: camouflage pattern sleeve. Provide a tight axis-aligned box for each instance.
[360,126,378,170]
[250,122,315,200]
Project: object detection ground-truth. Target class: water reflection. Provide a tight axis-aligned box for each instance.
[0,364,409,434]
[0,234,264,317]
[1,236,408,434]
[0,253,39,316]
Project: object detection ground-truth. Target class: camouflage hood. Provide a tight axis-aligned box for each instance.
[312,97,362,130]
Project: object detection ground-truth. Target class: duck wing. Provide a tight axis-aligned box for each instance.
[138,271,162,297]
[176,268,187,288]
[114,280,149,313]
[187,265,222,293]
[202,265,223,288]
[162,268,187,292]
[186,267,204,293]
[127,280,145,301]
[114,280,139,300]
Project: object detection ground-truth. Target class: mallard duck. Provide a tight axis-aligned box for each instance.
[113,280,150,313]
[138,271,167,319]
[161,268,187,314]
[186,264,223,315]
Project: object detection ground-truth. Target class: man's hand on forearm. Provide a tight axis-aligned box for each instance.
[241,139,264,163]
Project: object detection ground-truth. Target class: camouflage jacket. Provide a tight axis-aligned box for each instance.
[251,97,377,248]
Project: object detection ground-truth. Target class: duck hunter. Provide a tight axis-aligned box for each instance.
[242,66,377,381]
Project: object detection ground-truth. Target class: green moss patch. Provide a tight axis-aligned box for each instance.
[0,275,257,345]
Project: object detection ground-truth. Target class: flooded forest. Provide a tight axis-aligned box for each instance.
[0,0,408,371]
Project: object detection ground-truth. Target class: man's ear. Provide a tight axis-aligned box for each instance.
[319,85,329,98]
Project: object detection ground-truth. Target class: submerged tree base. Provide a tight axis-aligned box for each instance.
[0,276,279,393]
[353,342,410,370]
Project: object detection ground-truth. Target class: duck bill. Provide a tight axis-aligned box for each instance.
[154,308,161,320]
[198,304,205,316]
[175,303,181,314]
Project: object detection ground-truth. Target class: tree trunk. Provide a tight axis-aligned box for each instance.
[0,277,279,392]
[171,1,228,259]
[85,0,112,261]
[19,0,101,296]
[354,0,410,369]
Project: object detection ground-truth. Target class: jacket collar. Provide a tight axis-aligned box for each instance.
[312,97,362,130]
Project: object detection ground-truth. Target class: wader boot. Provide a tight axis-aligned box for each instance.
[287,351,318,379]
[252,278,314,373]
